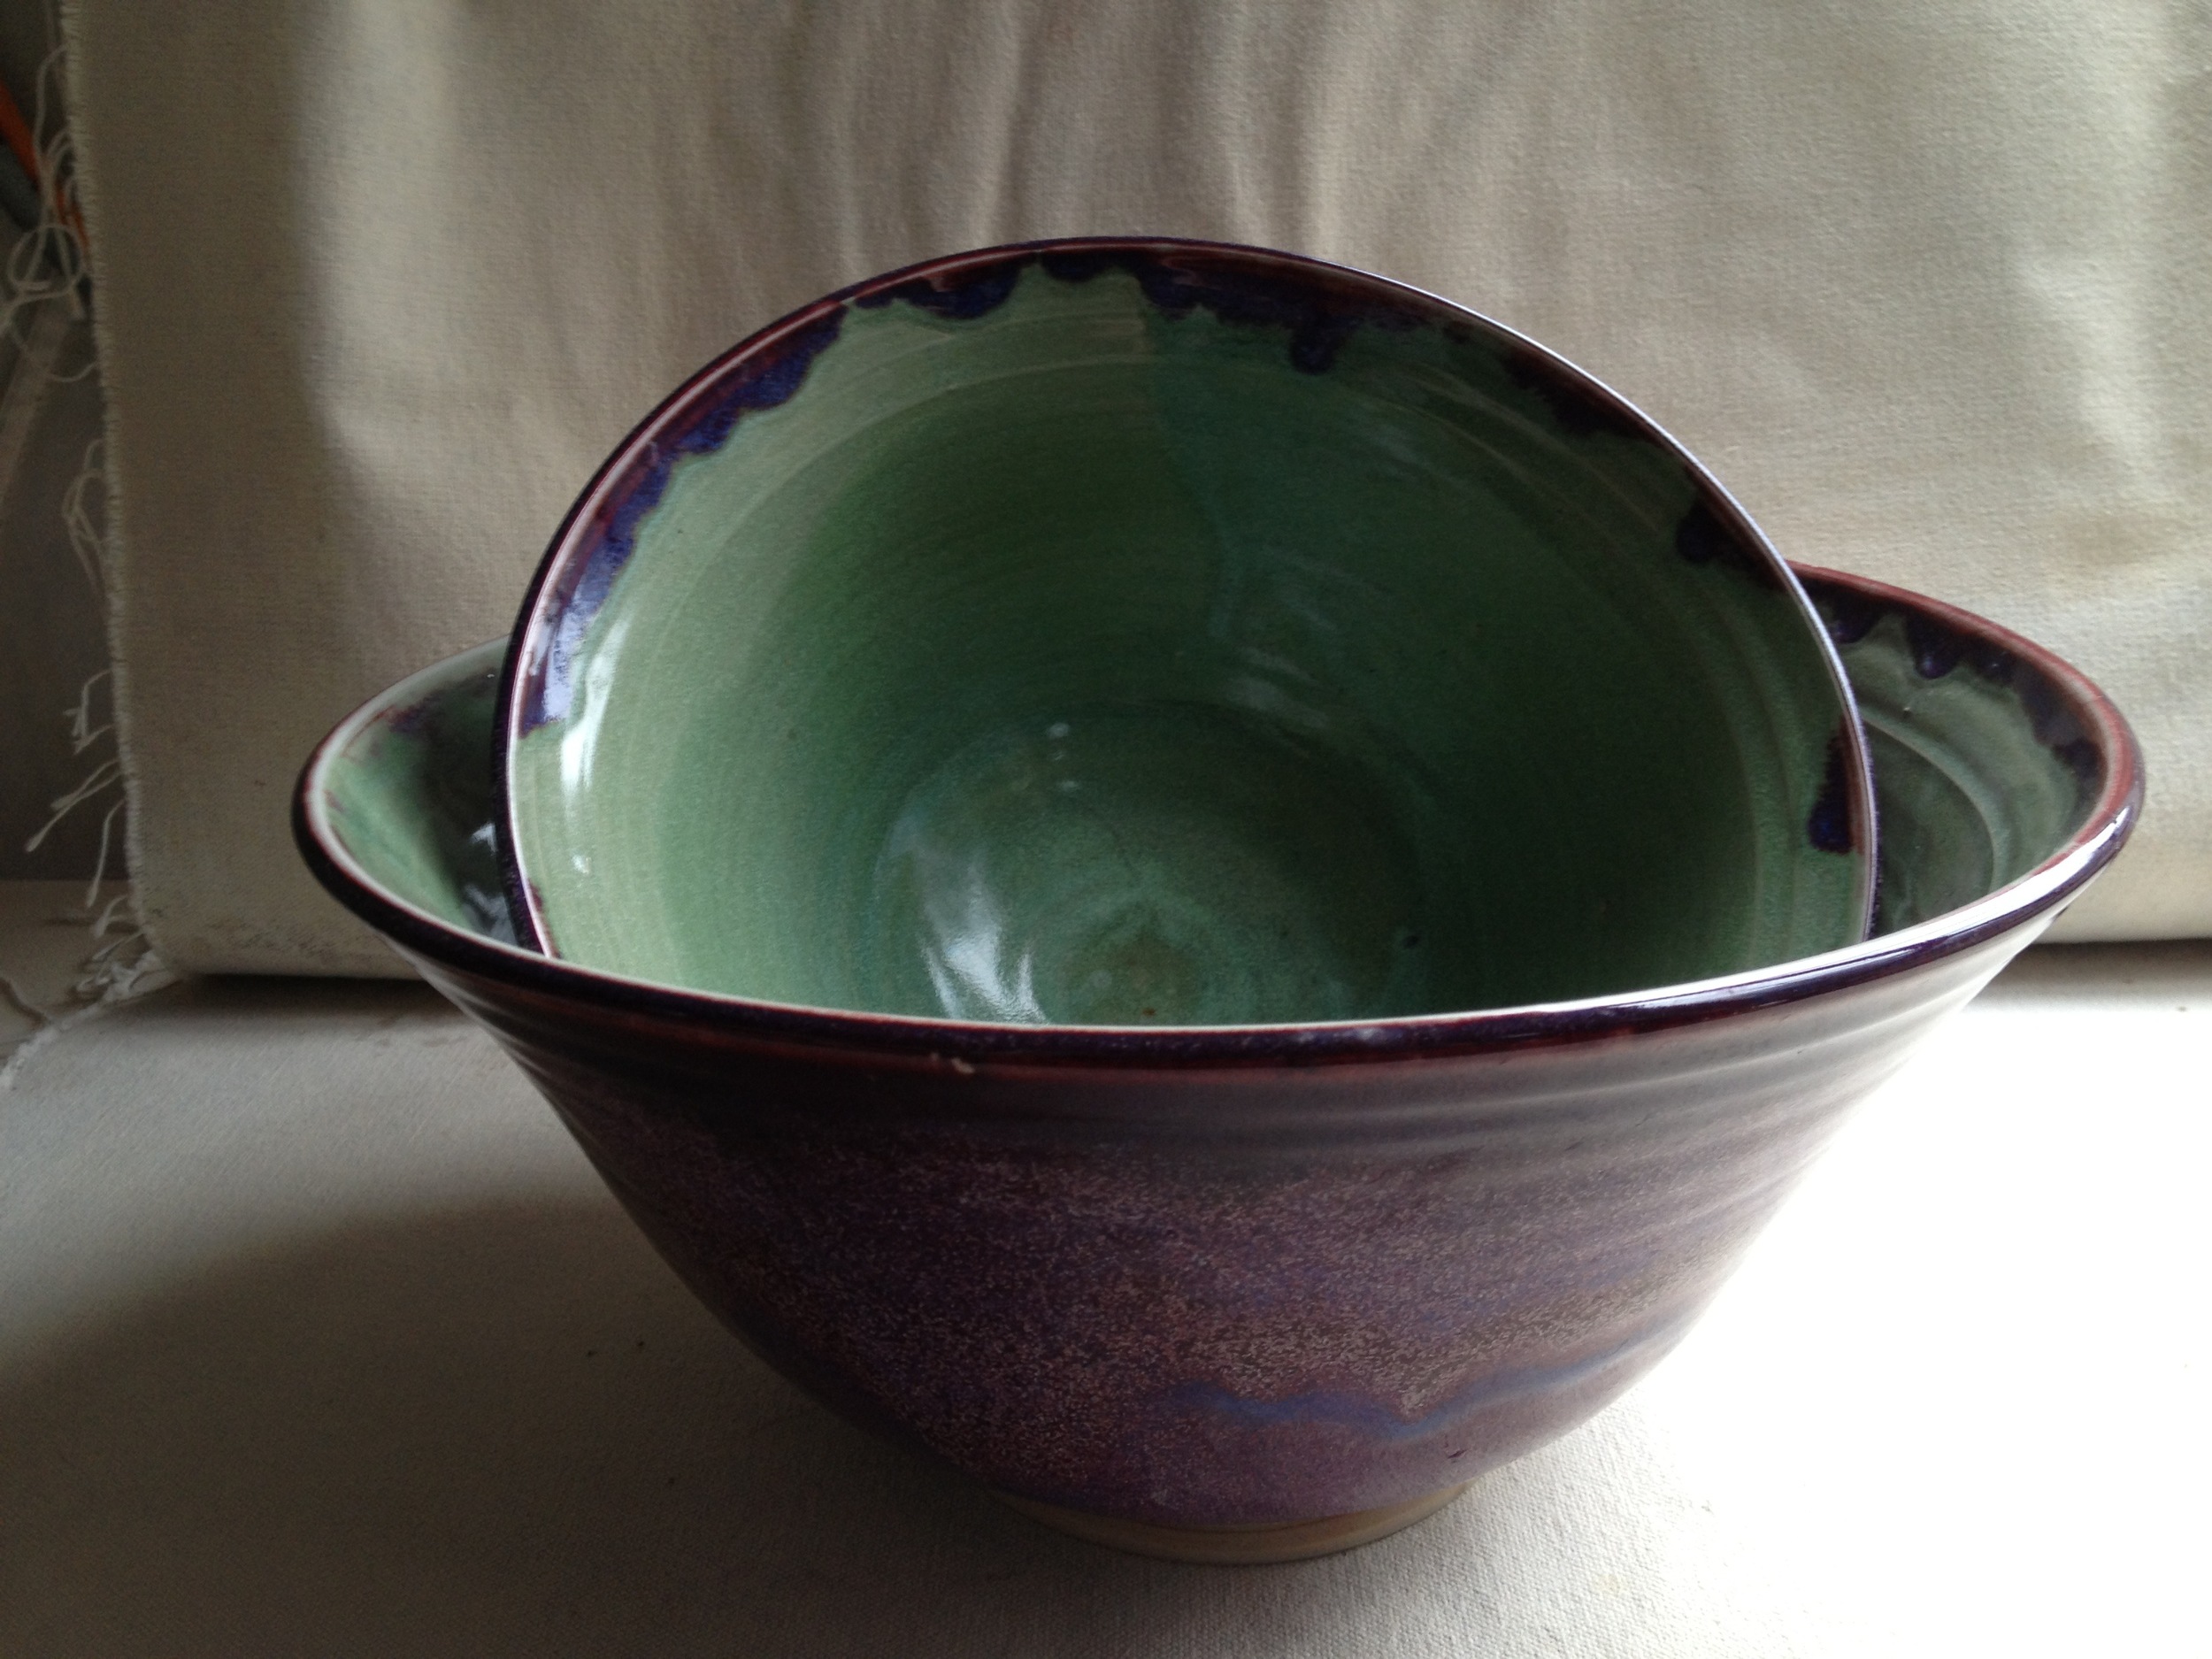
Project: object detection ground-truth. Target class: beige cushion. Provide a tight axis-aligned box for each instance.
[70,0,2212,973]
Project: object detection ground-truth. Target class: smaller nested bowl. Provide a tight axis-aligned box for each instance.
[498,238,1875,1024]
[300,567,2136,1564]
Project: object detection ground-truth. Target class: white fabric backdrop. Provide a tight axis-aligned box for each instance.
[67,0,2212,973]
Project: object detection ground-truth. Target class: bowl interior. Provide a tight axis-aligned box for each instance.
[1804,574,2106,926]
[504,245,1870,1025]
[327,573,2089,974]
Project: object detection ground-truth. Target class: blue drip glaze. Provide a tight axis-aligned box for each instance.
[1908,609,2031,689]
[1895,604,2101,795]
[1672,495,1782,591]
[855,257,1028,320]
[521,307,848,733]
[1809,584,1885,647]
[1500,345,1650,442]
[2049,737,2103,794]
[1161,1315,1686,1444]
[1905,611,1968,680]
[862,244,1422,373]
[1807,726,1858,854]
[1040,244,1422,375]
[2017,673,2104,795]
[1804,576,2100,797]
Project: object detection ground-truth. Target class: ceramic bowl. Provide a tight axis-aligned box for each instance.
[300,567,2136,1564]
[498,238,1876,1023]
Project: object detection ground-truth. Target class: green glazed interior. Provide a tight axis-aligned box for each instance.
[507,252,1869,1025]
[321,664,518,951]
[325,574,2093,981]
[1832,611,2092,929]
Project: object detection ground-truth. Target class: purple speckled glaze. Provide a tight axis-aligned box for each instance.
[299,569,2140,1538]
[490,997,1849,1524]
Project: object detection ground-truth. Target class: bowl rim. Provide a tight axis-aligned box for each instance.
[488,234,1879,975]
[298,565,2140,1069]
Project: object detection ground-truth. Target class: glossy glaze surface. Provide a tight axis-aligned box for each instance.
[503,239,1875,1023]
[305,571,2137,1541]
[1817,586,2103,933]
[324,572,2105,955]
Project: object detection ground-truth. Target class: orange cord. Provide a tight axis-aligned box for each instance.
[0,71,88,251]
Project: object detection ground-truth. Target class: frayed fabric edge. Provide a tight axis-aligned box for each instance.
[0,907,178,1092]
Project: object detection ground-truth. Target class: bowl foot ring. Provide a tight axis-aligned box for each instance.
[996,1480,1474,1564]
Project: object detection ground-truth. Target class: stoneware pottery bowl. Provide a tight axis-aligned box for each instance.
[299,567,2138,1564]
[498,237,1876,1021]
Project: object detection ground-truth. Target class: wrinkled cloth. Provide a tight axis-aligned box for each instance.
[68,0,2212,972]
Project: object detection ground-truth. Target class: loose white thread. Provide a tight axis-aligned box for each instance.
[1,17,171,1084]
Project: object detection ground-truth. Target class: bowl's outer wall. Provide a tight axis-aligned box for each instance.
[298,566,2139,1529]
[407,926,2026,1526]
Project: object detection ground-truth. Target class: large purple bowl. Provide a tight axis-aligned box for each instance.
[296,567,2138,1563]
